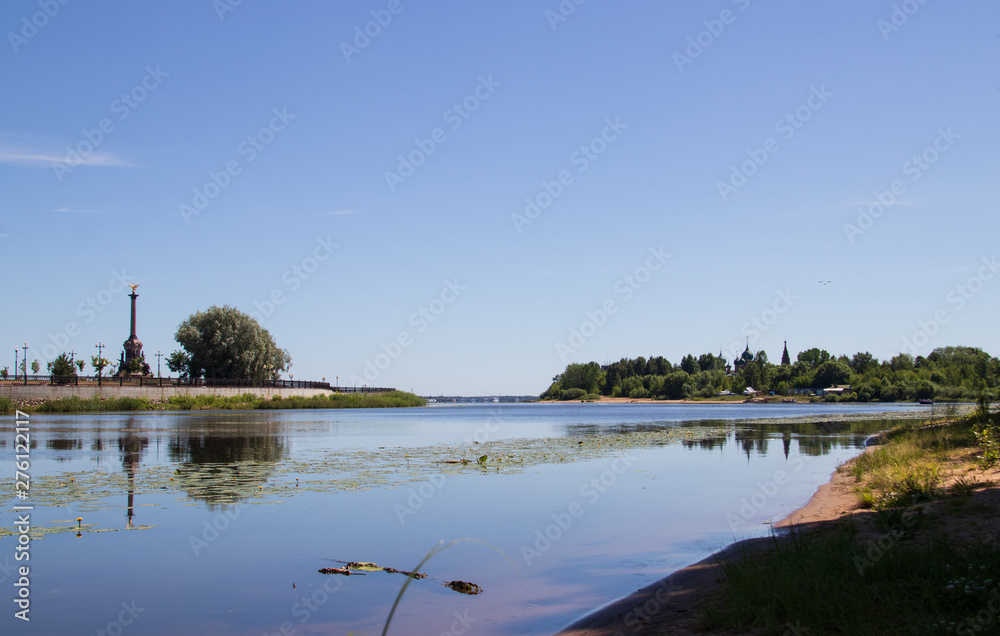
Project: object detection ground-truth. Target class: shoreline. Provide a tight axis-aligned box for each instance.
[554,439,894,635]
[556,417,996,635]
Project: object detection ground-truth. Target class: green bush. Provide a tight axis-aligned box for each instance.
[561,388,587,401]
[973,395,999,469]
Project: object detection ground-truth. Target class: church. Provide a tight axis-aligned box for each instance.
[729,340,791,375]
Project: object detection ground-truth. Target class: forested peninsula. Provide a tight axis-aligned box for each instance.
[543,346,999,403]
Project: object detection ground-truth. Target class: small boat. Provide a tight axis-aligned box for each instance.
[918,398,933,405]
[781,398,796,404]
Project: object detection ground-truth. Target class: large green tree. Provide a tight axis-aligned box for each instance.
[814,360,852,388]
[174,306,291,379]
[557,362,605,394]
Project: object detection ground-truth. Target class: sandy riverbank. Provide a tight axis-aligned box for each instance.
[556,425,999,636]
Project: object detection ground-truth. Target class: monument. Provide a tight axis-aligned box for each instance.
[118,284,148,375]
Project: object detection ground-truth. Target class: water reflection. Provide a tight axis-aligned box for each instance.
[167,423,287,509]
[119,417,147,528]
[679,418,886,459]
[0,405,930,636]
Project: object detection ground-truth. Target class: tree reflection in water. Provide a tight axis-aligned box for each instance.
[168,423,287,509]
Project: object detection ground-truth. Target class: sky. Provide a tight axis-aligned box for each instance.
[1,1,998,396]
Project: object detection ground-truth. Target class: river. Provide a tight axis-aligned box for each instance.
[0,402,931,635]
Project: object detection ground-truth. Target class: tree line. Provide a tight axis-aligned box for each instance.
[542,346,1000,402]
[3,306,292,382]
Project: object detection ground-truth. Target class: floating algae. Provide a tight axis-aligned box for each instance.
[444,580,483,595]
[0,423,732,523]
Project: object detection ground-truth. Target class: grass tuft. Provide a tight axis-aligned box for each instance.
[16,391,425,413]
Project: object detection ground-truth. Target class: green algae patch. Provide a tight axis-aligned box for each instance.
[0,423,731,519]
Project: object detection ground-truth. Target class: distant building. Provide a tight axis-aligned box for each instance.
[781,341,791,366]
[822,385,852,396]
[733,341,754,374]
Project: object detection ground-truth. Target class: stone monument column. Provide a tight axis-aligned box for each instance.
[121,284,144,372]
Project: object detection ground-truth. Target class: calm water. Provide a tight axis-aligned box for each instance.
[0,403,927,635]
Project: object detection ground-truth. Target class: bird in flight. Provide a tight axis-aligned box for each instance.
[818,281,831,285]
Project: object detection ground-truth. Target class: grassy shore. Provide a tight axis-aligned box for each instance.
[0,391,425,414]
[700,404,1000,635]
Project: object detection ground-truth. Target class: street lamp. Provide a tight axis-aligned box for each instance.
[14,348,18,382]
[22,343,27,385]
[155,351,163,378]
[95,341,104,387]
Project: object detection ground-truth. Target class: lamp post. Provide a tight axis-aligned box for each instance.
[14,348,18,382]
[155,351,162,378]
[22,343,27,385]
[95,341,104,387]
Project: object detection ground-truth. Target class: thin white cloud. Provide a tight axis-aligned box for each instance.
[316,209,361,217]
[0,145,133,167]
[52,207,111,214]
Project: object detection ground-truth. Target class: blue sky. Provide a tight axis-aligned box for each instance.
[2,1,998,395]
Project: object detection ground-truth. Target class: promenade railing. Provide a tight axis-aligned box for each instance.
[0,375,394,393]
